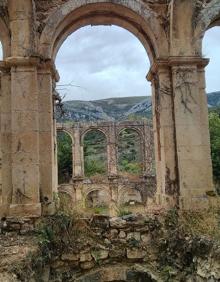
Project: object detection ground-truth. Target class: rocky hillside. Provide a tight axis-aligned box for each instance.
[57,91,220,122]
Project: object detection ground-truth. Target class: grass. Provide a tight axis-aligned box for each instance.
[179,208,220,241]
[117,206,133,217]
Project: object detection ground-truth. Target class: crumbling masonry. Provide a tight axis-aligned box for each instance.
[0,0,219,217]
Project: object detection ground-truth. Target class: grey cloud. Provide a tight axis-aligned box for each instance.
[56,25,150,100]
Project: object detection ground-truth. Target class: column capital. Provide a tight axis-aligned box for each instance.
[0,57,59,81]
[146,57,209,81]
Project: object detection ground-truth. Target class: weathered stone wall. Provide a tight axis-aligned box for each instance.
[0,0,219,217]
[1,213,220,281]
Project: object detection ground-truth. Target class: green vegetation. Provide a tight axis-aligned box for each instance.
[57,132,72,184]
[209,107,220,193]
[57,103,220,187]
[83,130,107,177]
[118,128,143,175]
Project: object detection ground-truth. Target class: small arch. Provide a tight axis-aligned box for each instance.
[117,126,144,143]
[57,128,74,145]
[85,189,110,209]
[81,127,108,146]
[118,186,143,206]
[83,129,108,177]
[39,1,168,63]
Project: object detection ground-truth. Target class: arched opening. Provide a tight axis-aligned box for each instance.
[43,1,165,211]
[83,130,107,178]
[85,189,110,211]
[55,25,151,103]
[118,128,143,177]
[203,26,220,194]
[57,131,73,184]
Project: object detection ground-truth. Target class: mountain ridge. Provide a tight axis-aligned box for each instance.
[58,91,220,122]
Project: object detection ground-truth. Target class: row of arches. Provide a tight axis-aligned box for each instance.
[57,126,146,184]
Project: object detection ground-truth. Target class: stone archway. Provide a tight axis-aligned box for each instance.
[0,1,216,217]
[39,1,169,62]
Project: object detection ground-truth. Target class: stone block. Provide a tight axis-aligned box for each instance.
[91,249,109,260]
[127,232,141,241]
[127,248,145,259]
[119,230,126,239]
[141,234,151,244]
[102,266,127,281]
[109,217,126,228]
[80,252,92,262]
[109,248,126,258]
[80,261,95,270]
[61,253,79,261]
[109,229,118,239]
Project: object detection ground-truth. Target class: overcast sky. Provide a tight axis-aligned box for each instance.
[56,25,220,101]
[56,25,150,101]
[0,25,219,101]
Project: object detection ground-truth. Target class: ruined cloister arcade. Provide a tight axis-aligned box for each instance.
[57,121,153,180]
[56,121,154,208]
[0,0,219,217]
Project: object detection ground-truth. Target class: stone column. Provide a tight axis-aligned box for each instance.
[73,125,84,178]
[147,62,178,208]
[72,125,84,204]
[0,67,12,216]
[9,58,41,216]
[107,123,118,177]
[38,63,57,215]
[7,0,41,216]
[143,120,154,176]
[107,123,119,214]
[171,58,214,209]
[8,0,36,60]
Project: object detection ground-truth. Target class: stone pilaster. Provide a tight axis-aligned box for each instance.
[6,0,41,217]
[73,125,84,178]
[8,0,36,58]
[9,59,41,216]
[171,57,214,209]
[147,62,178,208]
[38,62,57,215]
[0,66,12,216]
[143,120,154,176]
[107,123,118,177]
